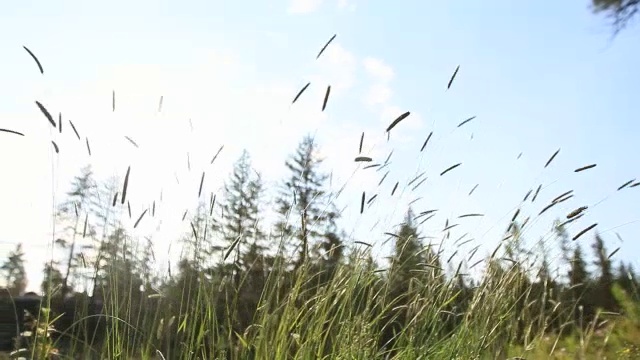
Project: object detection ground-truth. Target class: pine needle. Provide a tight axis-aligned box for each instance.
[386,111,410,132]
[210,145,224,164]
[23,46,44,74]
[322,85,331,111]
[316,34,337,59]
[420,132,433,152]
[457,116,476,128]
[121,166,131,205]
[447,65,460,90]
[575,164,597,172]
[0,129,25,136]
[35,101,56,128]
[69,120,81,140]
[567,206,588,219]
[617,179,635,191]
[459,213,484,218]
[440,163,462,176]
[125,136,139,148]
[198,172,205,198]
[573,223,597,241]
[134,209,148,228]
[545,148,560,168]
[292,82,310,104]
[224,236,241,261]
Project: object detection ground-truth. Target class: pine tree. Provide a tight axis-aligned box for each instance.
[41,261,64,297]
[59,171,126,301]
[92,227,139,299]
[221,150,266,284]
[56,165,100,295]
[1,243,27,296]
[315,231,344,281]
[139,237,158,292]
[569,244,589,297]
[382,208,434,352]
[554,219,573,278]
[533,242,563,333]
[615,262,637,298]
[171,198,224,329]
[389,208,426,293]
[592,233,614,287]
[567,243,594,323]
[274,135,340,267]
[180,200,221,273]
[591,232,616,311]
[592,0,640,34]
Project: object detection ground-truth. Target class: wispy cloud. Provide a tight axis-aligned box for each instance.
[288,0,324,14]
[361,57,424,139]
[337,0,357,11]
[363,57,395,83]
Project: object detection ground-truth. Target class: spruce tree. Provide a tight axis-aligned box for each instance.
[616,263,639,300]
[221,150,265,283]
[56,165,100,295]
[181,200,221,272]
[382,208,436,351]
[41,261,64,297]
[388,208,442,295]
[591,232,616,311]
[568,243,593,322]
[592,233,614,287]
[569,245,589,295]
[274,135,340,267]
[1,243,27,296]
[92,227,139,299]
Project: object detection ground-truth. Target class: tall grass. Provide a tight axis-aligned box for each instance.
[2,41,639,360]
[14,205,634,359]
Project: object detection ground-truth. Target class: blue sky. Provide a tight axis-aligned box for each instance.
[1,0,639,292]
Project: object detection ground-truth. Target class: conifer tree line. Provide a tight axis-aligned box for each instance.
[1,133,638,357]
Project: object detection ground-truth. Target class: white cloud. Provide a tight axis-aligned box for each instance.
[337,0,357,11]
[265,31,289,48]
[360,56,424,136]
[325,43,357,68]
[364,83,392,106]
[310,43,357,97]
[363,57,395,83]
[288,0,324,14]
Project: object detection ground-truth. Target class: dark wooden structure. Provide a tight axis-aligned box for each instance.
[0,292,43,351]
[0,291,105,352]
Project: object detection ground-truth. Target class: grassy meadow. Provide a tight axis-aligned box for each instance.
[1,39,640,360]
